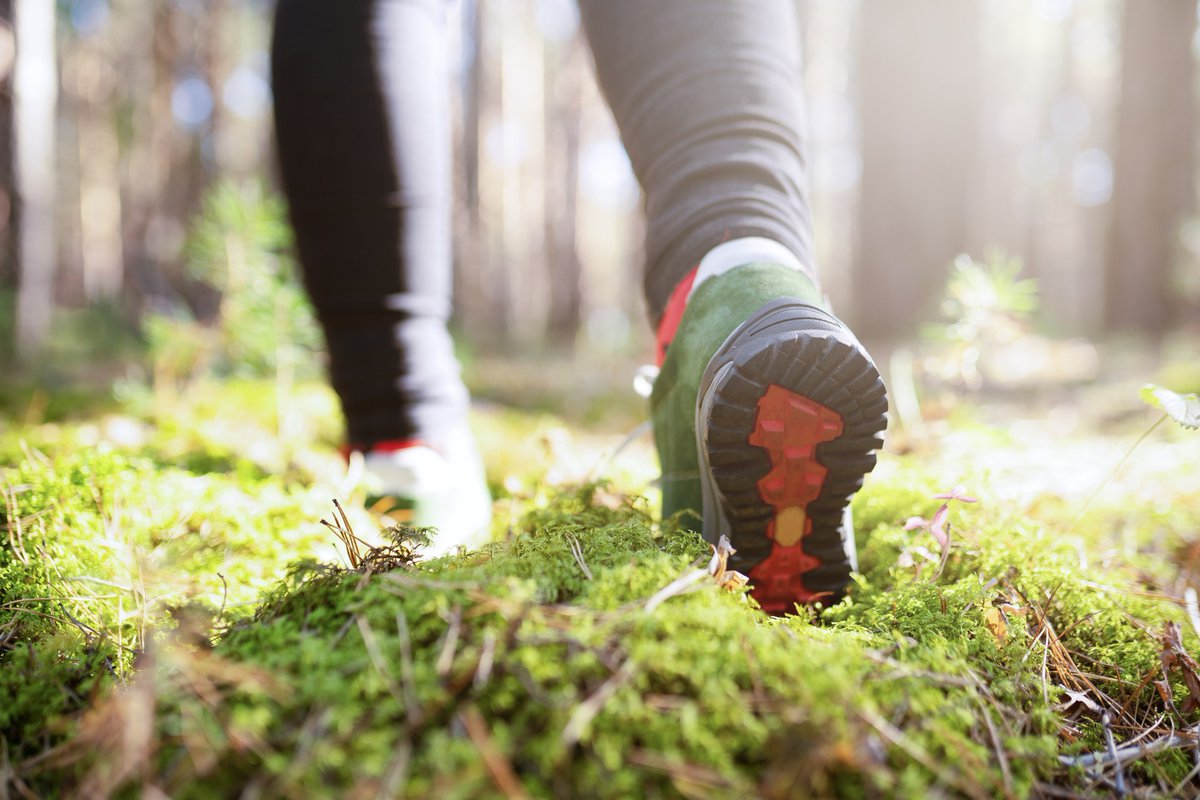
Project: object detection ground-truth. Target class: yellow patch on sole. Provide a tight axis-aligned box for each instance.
[773,506,808,547]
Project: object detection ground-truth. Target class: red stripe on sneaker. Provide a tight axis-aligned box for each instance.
[745,385,844,613]
[340,438,426,461]
[655,267,699,367]
[370,438,426,453]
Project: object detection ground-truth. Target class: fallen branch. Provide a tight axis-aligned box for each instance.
[1058,730,1198,770]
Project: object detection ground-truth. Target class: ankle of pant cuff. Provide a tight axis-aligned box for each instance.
[654,238,817,367]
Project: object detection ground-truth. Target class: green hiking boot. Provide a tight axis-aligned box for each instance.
[651,263,888,614]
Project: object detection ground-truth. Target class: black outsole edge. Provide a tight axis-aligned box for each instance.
[697,299,888,602]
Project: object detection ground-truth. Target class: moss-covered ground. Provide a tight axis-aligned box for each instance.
[3,372,1199,799]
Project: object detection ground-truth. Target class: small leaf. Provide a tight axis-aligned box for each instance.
[1159,621,1200,713]
[718,570,749,592]
[1140,384,1200,430]
[707,537,749,593]
[996,602,1026,617]
[1056,688,1102,713]
[908,545,939,563]
[933,485,979,504]
[983,606,1007,642]
[928,504,951,552]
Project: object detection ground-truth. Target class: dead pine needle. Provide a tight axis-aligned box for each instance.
[395,611,421,728]
[216,573,228,624]
[321,499,369,570]
[354,615,403,706]
[375,739,412,800]
[1185,587,1200,641]
[435,605,463,678]
[562,659,637,749]
[643,568,708,615]
[567,535,593,581]
[1168,745,1200,798]
[458,705,531,800]
[974,695,1015,799]
[859,708,988,800]
[474,630,497,690]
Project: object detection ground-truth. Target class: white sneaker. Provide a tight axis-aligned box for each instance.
[362,427,492,557]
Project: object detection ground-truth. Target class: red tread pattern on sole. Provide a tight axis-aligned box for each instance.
[745,384,844,613]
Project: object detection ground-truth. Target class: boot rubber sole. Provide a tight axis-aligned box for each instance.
[695,298,888,614]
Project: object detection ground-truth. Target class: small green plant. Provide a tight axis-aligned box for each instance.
[143,180,324,443]
[890,250,1040,432]
[922,250,1039,389]
[1141,383,1200,430]
[145,180,322,384]
[1064,383,1199,537]
[940,251,1038,333]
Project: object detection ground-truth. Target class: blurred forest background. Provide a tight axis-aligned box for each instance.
[0,0,1196,384]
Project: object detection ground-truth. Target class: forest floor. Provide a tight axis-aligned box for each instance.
[3,361,1200,799]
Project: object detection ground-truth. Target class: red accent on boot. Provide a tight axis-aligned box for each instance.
[340,438,426,462]
[655,267,699,367]
[744,385,844,613]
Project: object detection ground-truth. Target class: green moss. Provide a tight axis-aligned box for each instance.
[5,379,1200,798]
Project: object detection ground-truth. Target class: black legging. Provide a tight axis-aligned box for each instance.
[272,0,816,449]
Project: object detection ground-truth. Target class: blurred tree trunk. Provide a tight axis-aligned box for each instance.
[118,0,169,308]
[855,0,981,341]
[451,0,506,343]
[1106,0,1195,334]
[74,21,125,302]
[544,35,582,347]
[493,1,546,345]
[13,0,57,358]
[462,0,482,222]
[126,1,209,314]
[481,0,511,343]
[0,3,15,298]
